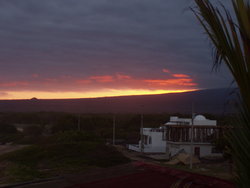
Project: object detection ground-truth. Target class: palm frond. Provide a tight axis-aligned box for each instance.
[193,0,250,187]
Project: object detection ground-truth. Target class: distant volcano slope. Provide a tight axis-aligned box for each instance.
[0,88,236,114]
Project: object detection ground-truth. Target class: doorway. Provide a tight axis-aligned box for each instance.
[194,147,200,158]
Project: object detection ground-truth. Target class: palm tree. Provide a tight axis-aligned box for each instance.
[192,0,250,187]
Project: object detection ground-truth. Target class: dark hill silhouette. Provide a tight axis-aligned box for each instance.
[0,88,236,114]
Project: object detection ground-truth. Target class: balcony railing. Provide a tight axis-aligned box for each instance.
[149,128,165,132]
[165,125,226,143]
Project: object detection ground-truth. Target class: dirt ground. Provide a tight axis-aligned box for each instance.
[68,162,234,188]
[0,144,29,156]
[0,163,141,188]
[0,145,234,188]
[115,145,233,180]
[2,161,234,188]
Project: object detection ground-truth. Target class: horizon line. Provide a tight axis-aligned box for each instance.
[0,89,202,101]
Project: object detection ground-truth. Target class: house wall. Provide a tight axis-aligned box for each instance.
[128,143,166,153]
[194,119,217,126]
[142,128,166,153]
[128,115,218,154]
[167,142,222,158]
[128,144,141,152]
[167,115,217,126]
[128,128,166,153]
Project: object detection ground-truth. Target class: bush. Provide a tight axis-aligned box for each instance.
[0,123,17,134]
[42,130,101,144]
[213,135,231,159]
[23,125,44,136]
[0,140,129,173]
[5,164,43,182]
[51,114,78,133]
[0,134,23,144]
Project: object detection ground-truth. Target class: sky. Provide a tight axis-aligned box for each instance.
[0,0,233,99]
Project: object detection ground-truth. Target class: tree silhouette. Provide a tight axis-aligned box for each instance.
[193,0,250,186]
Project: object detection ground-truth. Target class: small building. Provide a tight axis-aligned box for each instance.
[128,127,166,153]
[128,115,223,157]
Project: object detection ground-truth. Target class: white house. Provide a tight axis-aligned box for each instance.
[128,127,166,153]
[128,115,222,157]
[165,115,221,158]
[164,115,216,126]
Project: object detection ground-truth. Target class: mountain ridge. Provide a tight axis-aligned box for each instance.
[0,88,236,114]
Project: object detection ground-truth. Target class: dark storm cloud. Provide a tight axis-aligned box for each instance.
[0,0,232,93]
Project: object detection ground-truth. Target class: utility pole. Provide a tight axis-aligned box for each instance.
[140,113,144,153]
[190,103,195,169]
[78,114,81,131]
[113,115,116,145]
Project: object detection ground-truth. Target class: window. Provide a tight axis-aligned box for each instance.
[144,135,148,144]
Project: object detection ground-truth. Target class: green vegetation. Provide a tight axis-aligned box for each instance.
[0,112,231,184]
[0,112,178,143]
[0,123,21,144]
[0,131,130,184]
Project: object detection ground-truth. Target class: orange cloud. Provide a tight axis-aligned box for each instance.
[172,74,190,78]
[0,70,198,99]
[145,78,196,87]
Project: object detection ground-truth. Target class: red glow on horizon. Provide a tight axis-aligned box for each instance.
[1,89,198,100]
[0,69,198,99]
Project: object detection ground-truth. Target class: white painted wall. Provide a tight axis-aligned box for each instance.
[142,128,166,153]
[193,120,216,126]
[128,144,140,152]
[128,128,166,153]
[166,115,217,126]
[167,142,222,157]
[128,115,218,154]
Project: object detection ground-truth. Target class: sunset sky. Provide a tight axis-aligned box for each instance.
[0,0,232,99]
